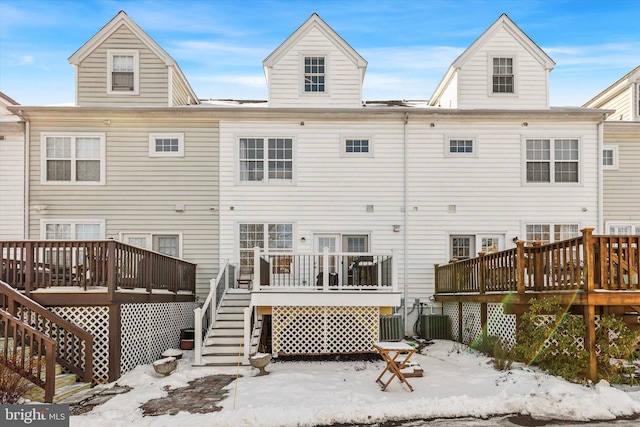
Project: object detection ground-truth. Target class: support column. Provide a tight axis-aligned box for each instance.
[108,304,121,382]
[584,304,597,382]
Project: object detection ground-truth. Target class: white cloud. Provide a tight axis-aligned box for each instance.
[18,55,33,65]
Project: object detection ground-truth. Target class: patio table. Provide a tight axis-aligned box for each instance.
[373,341,417,391]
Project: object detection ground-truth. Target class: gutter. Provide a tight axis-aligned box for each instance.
[403,112,409,329]
[597,119,604,233]
[23,118,30,239]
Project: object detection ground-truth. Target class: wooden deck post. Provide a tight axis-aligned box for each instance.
[108,304,121,382]
[434,264,439,294]
[584,304,597,382]
[478,252,485,295]
[516,241,525,294]
[533,242,544,291]
[24,241,33,296]
[106,240,116,303]
[581,228,595,293]
[458,302,463,343]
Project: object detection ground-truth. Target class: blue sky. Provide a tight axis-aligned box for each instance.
[1,0,639,106]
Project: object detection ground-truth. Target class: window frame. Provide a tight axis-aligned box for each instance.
[119,231,183,258]
[41,132,106,185]
[488,55,517,96]
[238,223,294,273]
[523,223,580,245]
[602,145,619,170]
[445,137,477,157]
[300,53,329,96]
[149,133,184,157]
[107,49,139,95]
[341,137,373,157]
[605,223,640,235]
[41,219,105,240]
[524,138,581,184]
[238,136,295,184]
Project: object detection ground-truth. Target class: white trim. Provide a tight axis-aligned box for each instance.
[118,231,184,258]
[521,136,582,185]
[236,135,296,185]
[487,54,518,97]
[521,222,582,244]
[602,145,619,170]
[40,132,106,185]
[148,133,184,157]
[444,136,477,157]
[300,53,330,97]
[604,222,640,235]
[340,136,374,158]
[40,219,106,239]
[107,49,139,95]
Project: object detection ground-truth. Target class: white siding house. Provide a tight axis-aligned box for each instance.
[0,92,24,239]
[584,66,640,234]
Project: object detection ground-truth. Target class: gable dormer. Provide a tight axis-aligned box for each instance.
[430,14,555,109]
[68,11,198,107]
[263,13,367,108]
[583,66,640,121]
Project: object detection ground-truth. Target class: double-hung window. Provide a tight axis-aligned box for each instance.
[239,137,293,183]
[43,220,104,240]
[107,50,139,94]
[526,139,579,183]
[492,57,514,93]
[121,233,181,257]
[304,56,325,93]
[42,133,105,184]
[239,223,293,273]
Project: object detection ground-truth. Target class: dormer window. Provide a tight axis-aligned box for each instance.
[304,56,325,92]
[107,50,139,94]
[492,57,514,93]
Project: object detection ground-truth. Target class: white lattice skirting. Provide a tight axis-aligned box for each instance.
[50,306,110,384]
[51,302,195,384]
[120,302,195,376]
[442,302,517,346]
[272,306,379,355]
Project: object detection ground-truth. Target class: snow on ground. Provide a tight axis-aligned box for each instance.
[70,340,640,427]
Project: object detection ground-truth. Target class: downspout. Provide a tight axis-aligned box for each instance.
[23,118,30,239]
[597,119,604,233]
[403,112,409,328]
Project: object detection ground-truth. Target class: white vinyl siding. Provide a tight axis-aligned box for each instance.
[77,25,169,107]
[457,27,549,109]
[0,132,24,239]
[266,27,362,108]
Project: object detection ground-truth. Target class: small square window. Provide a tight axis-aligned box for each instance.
[346,139,369,153]
[449,139,474,154]
[149,133,184,157]
[603,145,618,169]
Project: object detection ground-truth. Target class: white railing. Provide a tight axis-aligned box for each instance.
[194,260,230,366]
[252,247,397,292]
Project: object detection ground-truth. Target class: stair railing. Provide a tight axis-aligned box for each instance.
[194,260,230,365]
[0,280,93,388]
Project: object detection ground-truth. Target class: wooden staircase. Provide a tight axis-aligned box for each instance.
[200,291,254,366]
[1,338,91,403]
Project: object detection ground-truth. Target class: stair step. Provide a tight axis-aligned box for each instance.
[222,300,251,307]
[202,344,243,354]
[214,320,244,328]
[210,328,243,336]
[201,354,247,365]
[24,373,80,401]
[216,312,244,321]
[206,336,243,345]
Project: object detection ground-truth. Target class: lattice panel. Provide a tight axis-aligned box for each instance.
[272,306,378,355]
[120,302,195,375]
[443,303,460,341]
[50,306,110,384]
[487,303,517,348]
[533,314,585,352]
[461,303,482,345]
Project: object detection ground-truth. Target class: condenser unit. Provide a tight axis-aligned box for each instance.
[419,314,451,340]
[379,314,404,341]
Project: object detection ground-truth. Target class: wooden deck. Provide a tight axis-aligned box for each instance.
[1,240,196,305]
[434,228,640,381]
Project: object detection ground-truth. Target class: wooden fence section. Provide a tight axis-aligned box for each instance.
[1,240,196,297]
[436,229,640,295]
[1,280,93,402]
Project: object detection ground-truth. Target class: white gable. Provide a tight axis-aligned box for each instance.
[430,14,555,109]
[263,14,367,108]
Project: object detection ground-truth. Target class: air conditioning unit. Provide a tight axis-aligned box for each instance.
[419,314,451,340]
[379,314,404,341]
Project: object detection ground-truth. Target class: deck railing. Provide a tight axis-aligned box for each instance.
[435,228,640,295]
[1,280,93,402]
[252,247,397,292]
[1,240,196,295]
